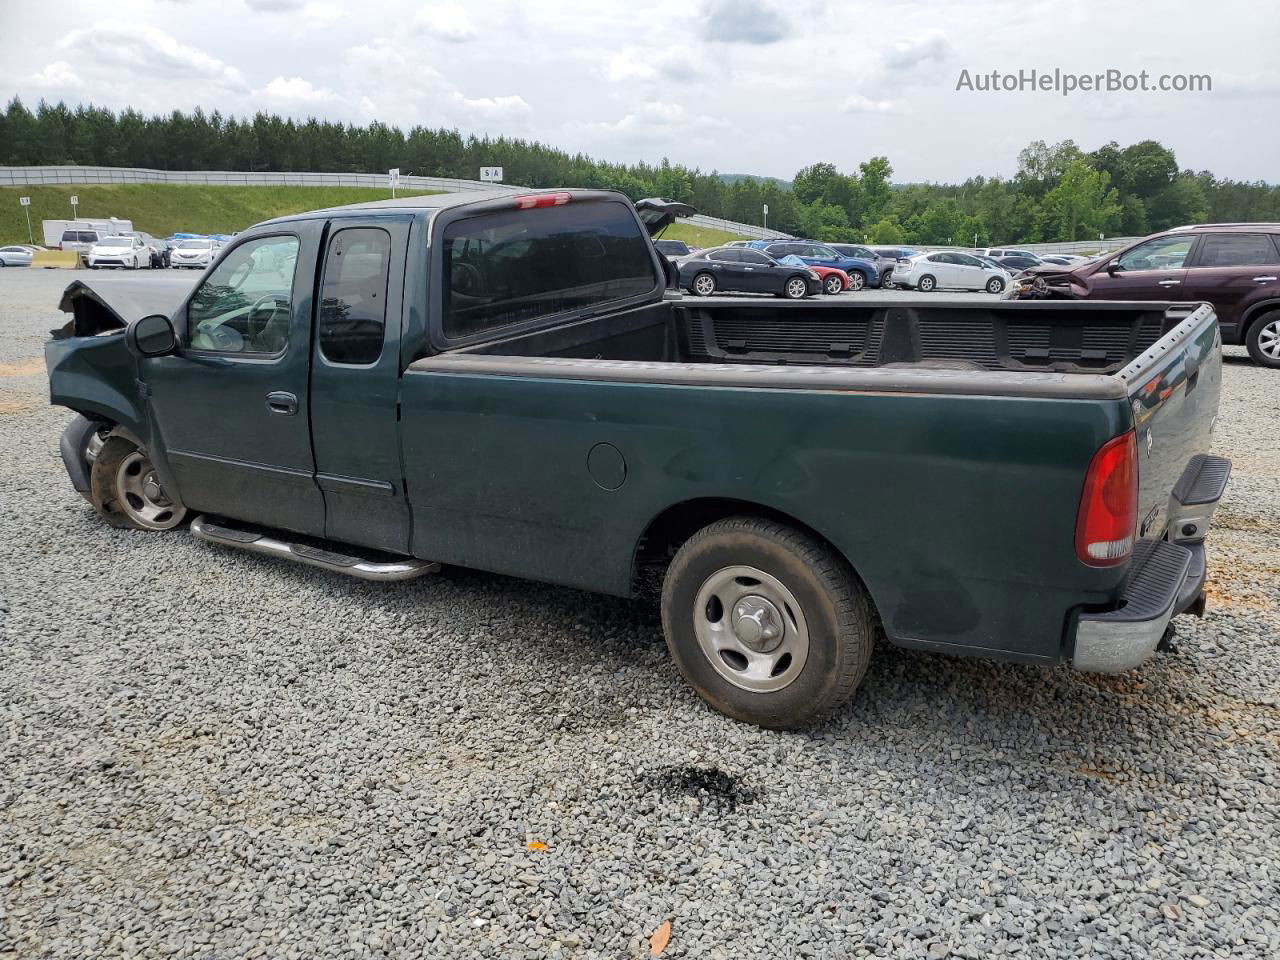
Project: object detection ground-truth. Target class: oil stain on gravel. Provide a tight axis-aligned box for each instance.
[655,765,758,811]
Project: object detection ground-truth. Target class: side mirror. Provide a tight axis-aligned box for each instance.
[1105,260,1122,273]
[127,314,178,358]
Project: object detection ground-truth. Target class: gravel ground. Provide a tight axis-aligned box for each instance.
[1,269,1277,960]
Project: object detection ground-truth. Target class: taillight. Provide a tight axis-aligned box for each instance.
[1076,431,1138,566]
[512,192,571,210]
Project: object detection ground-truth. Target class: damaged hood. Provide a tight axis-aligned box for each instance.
[54,275,198,339]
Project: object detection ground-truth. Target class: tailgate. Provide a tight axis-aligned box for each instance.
[1125,303,1223,543]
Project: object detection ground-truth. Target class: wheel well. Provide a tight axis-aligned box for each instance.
[633,497,860,591]
[1242,303,1280,336]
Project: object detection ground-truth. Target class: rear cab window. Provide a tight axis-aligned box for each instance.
[441,199,660,341]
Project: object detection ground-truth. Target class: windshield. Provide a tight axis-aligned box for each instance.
[97,236,131,247]
[179,239,212,249]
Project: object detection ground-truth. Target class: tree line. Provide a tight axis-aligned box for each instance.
[2,98,1278,245]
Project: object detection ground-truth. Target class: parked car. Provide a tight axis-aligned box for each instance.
[749,240,880,290]
[829,244,899,285]
[0,245,34,267]
[58,229,101,253]
[978,247,1041,260]
[995,254,1044,274]
[653,239,693,260]
[679,246,819,298]
[778,254,848,295]
[118,231,166,268]
[1041,254,1087,266]
[47,189,1228,729]
[86,235,152,270]
[1009,223,1280,367]
[893,251,1012,293]
[169,237,218,269]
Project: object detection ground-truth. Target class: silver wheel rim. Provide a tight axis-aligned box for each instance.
[693,565,810,693]
[1259,319,1280,359]
[787,278,807,298]
[988,278,1003,293]
[825,276,842,295]
[921,277,934,290]
[694,275,714,296]
[116,451,185,530]
[849,273,864,290]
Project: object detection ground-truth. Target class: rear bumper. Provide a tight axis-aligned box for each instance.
[1071,454,1231,673]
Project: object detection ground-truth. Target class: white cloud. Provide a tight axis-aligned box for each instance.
[29,60,82,89]
[698,0,790,45]
[883,32,951,72]
[604,48,705,85]
[59,22,247,89]
[415,3,477,43]
[842,94,897,114]
[258,76,342,105]
[242,0,306,10]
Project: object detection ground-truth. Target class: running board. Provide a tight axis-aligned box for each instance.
[190,515,439,582]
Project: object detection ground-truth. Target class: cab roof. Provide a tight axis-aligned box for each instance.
[257,188,603,228]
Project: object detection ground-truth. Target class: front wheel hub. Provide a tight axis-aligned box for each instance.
[732,596,784,652]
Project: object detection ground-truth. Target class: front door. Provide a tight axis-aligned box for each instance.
[737,249,777,292]
[1087,234,1196,301]
[308,218,412,553]
[143,227,326,536]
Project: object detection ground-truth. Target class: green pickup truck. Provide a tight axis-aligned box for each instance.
[47,190,1230,728]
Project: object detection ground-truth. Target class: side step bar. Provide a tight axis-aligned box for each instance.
[190,515,439,582]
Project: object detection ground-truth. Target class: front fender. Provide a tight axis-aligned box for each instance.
[45,332,146,438]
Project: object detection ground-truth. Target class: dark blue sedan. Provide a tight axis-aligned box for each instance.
[678,246,820,298]
[746,239,881,290]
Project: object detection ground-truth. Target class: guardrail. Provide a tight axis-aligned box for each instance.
[0,165,791,240]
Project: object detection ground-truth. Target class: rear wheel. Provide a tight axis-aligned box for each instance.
[918,274,937,292]
[847,271,866,291]
[823,274,844,296]
[1246,311,1280,368]
[90,436,187,531]
[783,276,809,299]
[692,272,716,297]
[661,517,877,728]
[986,276,1005,294]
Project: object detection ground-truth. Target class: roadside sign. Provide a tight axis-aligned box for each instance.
[19,196,29,206]
[389,168,400,198]
[70,195,78,206]
[763,204,769,215]
[18,197,33,244]
[480,166,503,183]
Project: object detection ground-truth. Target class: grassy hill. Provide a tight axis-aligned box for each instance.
[0,184,746,247]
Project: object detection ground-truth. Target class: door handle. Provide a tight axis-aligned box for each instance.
[1158,279,1181,286]
[1254,276,1277,282]
[266,391,298,416]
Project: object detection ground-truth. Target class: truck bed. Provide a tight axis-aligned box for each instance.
[454,296,1193,382]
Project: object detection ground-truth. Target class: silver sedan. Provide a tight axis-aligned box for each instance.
[0,245,35,267]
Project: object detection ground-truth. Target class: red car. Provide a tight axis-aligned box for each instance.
[778,255,849,295]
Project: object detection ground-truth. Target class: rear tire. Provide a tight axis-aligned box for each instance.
[90,436,187,531]
[918,274,937,292]
[661,517,876,729]
[692,272,716,297]
[823,274,844,296]
[1245,311,1280,368]
[986,277,1005,294]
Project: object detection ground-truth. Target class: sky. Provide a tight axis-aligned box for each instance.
[1,0,1276,184]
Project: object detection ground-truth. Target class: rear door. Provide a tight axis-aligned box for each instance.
[1181,232,1280,338]
[707,248,750,289]
[308,217,413,553]
[1089,233,1196,301]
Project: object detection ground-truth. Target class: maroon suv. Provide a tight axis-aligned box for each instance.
[1011,224,1280,367]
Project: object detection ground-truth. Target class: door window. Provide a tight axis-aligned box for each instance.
[709,249,742,262]
[1116,235,1193,271]
[739,250,773,265]
[319,228,392,365]
[188,235,300,355]
[1194,233,1279,267]
[441,200,658,340]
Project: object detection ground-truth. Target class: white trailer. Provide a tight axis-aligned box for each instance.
[42,218,134,248]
